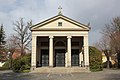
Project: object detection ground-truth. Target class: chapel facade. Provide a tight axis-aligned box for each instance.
[30,11,90,73]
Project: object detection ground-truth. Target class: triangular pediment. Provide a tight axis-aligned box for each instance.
[31,14,90,31]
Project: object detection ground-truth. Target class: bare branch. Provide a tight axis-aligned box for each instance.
[13,18,32,55]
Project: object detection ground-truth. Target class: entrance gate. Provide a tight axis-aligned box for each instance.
[55,49,65,67]
[41,49,49,66]
[71,49,79,66]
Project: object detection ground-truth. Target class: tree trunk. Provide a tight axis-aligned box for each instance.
[107,57,110,69]
[116,51,120,68]
[9,54,12,69]
[21,43,24,56]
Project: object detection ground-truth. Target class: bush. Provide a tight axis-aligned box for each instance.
[20,64,30,71]
[0,61,10,70]
[1,61,9,70]
[102,61,112,68]
[89,46,103,71]
[0,67,9,70]
[12,54,31,72]
[3,61,9,68]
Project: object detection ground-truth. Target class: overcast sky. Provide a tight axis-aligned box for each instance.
[0,0,120,45]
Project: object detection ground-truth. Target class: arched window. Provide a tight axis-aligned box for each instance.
[55,41,65,47]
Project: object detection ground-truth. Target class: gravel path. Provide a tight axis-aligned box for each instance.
[0,69,120,80]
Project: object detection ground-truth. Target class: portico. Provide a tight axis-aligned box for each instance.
[30,13,90,72]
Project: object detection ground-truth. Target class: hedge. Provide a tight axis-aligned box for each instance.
[12,54,31,72]
[89,46,103,71]
[1,61,10,70]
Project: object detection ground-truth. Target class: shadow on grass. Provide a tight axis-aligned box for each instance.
[103,74,120,80]
[0,70,32,80]
[1,69,120,80]
[102,69,120,80]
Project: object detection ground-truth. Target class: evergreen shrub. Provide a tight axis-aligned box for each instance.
[12,54,31,72]
[89,46,103,71]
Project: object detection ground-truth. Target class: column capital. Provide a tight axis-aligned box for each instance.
[67,36,72,39]
[32,35,37,37]
[84,35,88,37]
[49,36,54,39]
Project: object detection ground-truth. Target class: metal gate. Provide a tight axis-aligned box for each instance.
[55,49,65,67]
[71,49,79,66]
[41,49,49,66]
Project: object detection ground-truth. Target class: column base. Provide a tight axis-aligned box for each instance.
[31,66,36,71]
[49,65,54,68]
[66,64,71,67]
[85,65,89,70]
[85,65,89,67]
[67,65,71,67]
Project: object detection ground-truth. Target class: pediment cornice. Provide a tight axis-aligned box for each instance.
[31,14,91,31]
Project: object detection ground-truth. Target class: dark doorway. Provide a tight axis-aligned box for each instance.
[55,49,65,67]
[41,49,49,66]
[71,49,79,66]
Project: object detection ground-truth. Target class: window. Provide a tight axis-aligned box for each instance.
[41,42,49,46]
[72,42,79,46]
[58,22,62,26]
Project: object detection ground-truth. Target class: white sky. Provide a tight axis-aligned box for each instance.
[0,0,120,45]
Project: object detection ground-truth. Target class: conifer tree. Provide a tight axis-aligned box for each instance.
[0,24,6,62]
[0,24,6,48]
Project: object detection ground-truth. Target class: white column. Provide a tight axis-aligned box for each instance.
[84,36,89,67]
[65,52,68,67]
[80,52,83,67]
[49,36,54,67]
[67,36,72,67]
[31,35,37,70]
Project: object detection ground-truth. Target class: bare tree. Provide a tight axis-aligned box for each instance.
[95,36,111,68]
[7,35,18,68]
[100,17,120,68]
[13,18,32,56]
[7,35,18,54]
[102,17,120,53]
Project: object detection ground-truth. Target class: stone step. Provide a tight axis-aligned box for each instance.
[32,67,90,73]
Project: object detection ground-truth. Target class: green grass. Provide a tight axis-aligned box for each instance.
[0,67,9,71]
[90,68,103,72]
[22,70,30,73]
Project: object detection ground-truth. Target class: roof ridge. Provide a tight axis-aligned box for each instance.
[30,14,90,30]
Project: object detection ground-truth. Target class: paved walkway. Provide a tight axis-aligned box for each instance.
[0,69,120,80]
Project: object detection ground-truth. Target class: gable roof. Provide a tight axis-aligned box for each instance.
[30,14,91,31]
